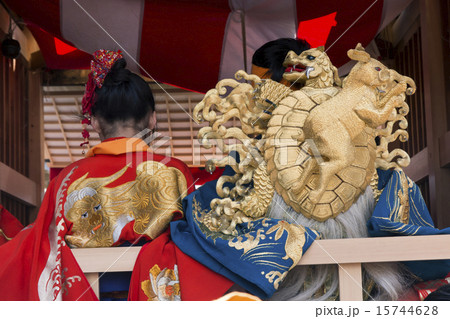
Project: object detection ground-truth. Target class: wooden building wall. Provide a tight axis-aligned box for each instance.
[393,28,432,210]
[419,0,450,228]
[391,0,450,227]
[0,53,29,224]
[0,28,44,226]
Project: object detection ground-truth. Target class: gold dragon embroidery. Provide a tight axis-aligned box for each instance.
[64,161,188,248]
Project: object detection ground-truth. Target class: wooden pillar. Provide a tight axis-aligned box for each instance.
[27,70,44,221]
[419,0,450,227]
[84,273,100,299]
[338,263,363,301]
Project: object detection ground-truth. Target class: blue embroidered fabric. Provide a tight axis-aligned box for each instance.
[367,169,450,280]
[170,166,319,299]
[172,164,450,298]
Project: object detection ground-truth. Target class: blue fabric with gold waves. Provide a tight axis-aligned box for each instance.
[170,166,319,299]
[367,168,450,281]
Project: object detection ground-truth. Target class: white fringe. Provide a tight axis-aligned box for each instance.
[267,187,410,301]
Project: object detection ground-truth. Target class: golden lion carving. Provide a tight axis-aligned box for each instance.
[295,44,415,204]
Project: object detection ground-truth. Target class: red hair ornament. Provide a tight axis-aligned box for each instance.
[80,49,123,150]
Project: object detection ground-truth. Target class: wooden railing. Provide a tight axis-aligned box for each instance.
[72,234,450,300]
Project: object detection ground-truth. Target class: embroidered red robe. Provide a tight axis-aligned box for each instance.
[0,137,232,300]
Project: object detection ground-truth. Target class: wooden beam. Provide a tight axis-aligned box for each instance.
[48,162,75,168]
[74,97,82,115]
[188,96,195,165]
[43,91,203,101]
[439,130,450,168]
[0,162,37,206]
[72,246,141,273]
[44,141,54,166]
[46,146,88,152]
[84,273,100,298]
[8,59,13,169]
[28,70,45,221]
[73,235,450,273]
[165,96,175,158]
[403,147,429,182]
[45,137,98,142]
[391,0,420,47]
[42,70,90,86]
[338,263,362,301]
[300,235,450,265]
[51,97,74,163]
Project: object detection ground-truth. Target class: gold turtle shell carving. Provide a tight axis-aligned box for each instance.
[264,89,377,221]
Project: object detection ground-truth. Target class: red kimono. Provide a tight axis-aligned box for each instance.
[0,137,232,300]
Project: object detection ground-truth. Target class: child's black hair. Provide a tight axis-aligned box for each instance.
[92,58,155,124]
[252,38,310,82]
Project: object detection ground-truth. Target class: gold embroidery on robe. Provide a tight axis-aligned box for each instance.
[141,264,181,301]
[64,161,188,248]
[192,195,320,290]
[227,218,318,290]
